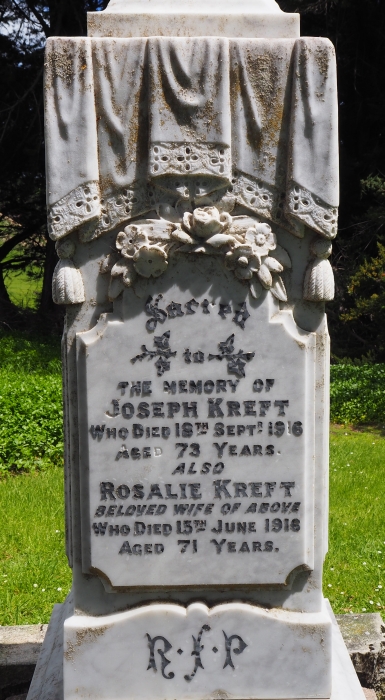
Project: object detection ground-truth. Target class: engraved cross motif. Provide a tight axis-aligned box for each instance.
[209,334,255,378]
[131,330,177,376]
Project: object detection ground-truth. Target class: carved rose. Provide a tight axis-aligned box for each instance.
[109,207,290,303]
[133,246,168,278]
[183,206,232,239]
[245,223,276,256]
[116,225,148,259]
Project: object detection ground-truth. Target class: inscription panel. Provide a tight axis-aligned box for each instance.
[78,270,315,588]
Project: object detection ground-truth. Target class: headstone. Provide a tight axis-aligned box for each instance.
[32,0,365,698]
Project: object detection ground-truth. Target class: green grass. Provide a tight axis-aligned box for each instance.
[0,333,63,474]
[0,468,71,625]
[324,424,385,616]
[4,268,43,309]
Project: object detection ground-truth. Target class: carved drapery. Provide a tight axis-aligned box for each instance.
[45,36,338,243]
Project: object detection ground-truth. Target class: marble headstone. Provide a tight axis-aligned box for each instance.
[31,0,364,698]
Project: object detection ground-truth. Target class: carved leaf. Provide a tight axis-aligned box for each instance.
[264,256,283,273]
[256,263,272,289]
[111,260,131,277]
[270,275,288,302]
[52,260,85,305]
[205,233,234,248]
[270,244,292,269]
[100,253,118,274]
[122,265,137,287]
[249,278,263,299]
[303,258,335,301]
[108,276,125,301]
[171,228,194,244]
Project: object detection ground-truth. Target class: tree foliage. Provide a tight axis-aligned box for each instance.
[0,0,106,328]
[1,0,385,354]
[281,0,385,359]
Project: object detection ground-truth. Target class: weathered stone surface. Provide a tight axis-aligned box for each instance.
[336,614,385,700]
[0,625,47,700]
[37,0,345,696]
[26,593,73,700]
[87,0,300,39]
[3,613,380,699]
[0,625,47,666]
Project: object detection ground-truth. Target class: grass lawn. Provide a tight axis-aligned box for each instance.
[4,268,43,309]
[324,424,385,615]
[0,425,383,625]
[0,468,71,625]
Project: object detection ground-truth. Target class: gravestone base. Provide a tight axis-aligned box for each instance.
[63,601,332,699]
[27,598,365,700]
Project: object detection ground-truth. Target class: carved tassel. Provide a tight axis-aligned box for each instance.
[52,239,85,305]
[303,238,334,302]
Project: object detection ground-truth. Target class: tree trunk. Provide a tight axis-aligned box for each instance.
[39,235,57,313]
[0,265,12,306]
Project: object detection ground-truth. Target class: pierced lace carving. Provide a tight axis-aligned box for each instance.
[232,173,304,238]
[80,182,152,242]
[233,172,279,221]
[286,182,338,239]
[149,143,231,181]
[47,182,100,241]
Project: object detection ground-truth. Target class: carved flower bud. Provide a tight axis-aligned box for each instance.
[183,206,232,239]
[245,223,276,254]
[133,246,168,279]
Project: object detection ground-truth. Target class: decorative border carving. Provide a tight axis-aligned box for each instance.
[80,181,152,243]
[48,181,100,241]
[285,182,338,239]
[232,172,278,222]
[149,142,231,181]
[104,204,292,304]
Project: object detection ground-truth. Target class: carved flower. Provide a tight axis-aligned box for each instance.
[133,246,168,278]
[245,223,276,256]
[225,245,261,280]
[183,206,232,239]
[116,225,148,259]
